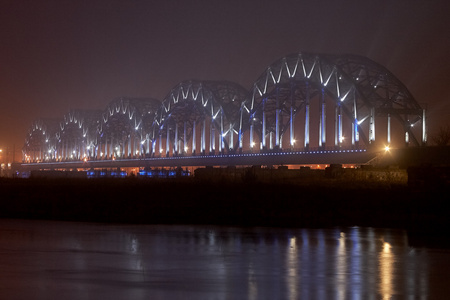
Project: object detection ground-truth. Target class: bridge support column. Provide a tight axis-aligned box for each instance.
[152,140,156,156]
[210,120,215,154]
[174,123,178,155]
[319,89,326,148]
[275,109,280,149]
[201,119,206,154]
[280,133,283,150]
[335,103,342,148]
[128,137,131,157]
[109,137,113,158]
[269,132,273,150]
[387,113,391,145]
[250,124,254,151]
[290,106,294,149]
[136,136,140,157]
[290,83,295,150]
[159,134,162,156]
[192,121,196,155]
[422,108,427,144]
[238,111,243,152]
[229,123,233,151]
[369,107,375,143]
[352,95,359,146]
[305,100,310,150]
[262,100,266,149]
[183,121,187,154]
[166,126,170,156]
[220,110,224,153]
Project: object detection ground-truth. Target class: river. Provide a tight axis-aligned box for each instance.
[0,219,449,299]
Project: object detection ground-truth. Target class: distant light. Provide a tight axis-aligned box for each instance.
[384,145,390,152]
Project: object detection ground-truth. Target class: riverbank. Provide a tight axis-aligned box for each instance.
[1,177,448,237]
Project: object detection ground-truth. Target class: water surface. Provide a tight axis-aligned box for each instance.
[0,219,449,299]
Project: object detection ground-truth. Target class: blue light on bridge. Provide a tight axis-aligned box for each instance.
[137,168,190,178]
[87,170,127,178]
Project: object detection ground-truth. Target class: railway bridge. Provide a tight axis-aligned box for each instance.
[21,52,426,172]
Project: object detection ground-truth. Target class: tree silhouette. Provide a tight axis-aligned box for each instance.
[431,125,450,146]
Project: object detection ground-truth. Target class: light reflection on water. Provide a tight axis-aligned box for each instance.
[0,219,448,299]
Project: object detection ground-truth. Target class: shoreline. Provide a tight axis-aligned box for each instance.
[1,178,448,238]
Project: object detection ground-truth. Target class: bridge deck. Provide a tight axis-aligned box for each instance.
[18,150,376,171]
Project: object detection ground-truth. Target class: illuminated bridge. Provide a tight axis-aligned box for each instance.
[21,52,427,171]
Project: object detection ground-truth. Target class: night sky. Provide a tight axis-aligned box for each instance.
[1,0,449,158]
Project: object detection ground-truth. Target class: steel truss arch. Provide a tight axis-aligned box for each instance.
[98,97,161,159]
[153,80,248,156]
[325,54,426,145]
[23,118,60,162]
[56,110,102,160]
[240,52,426,152]
[22,51,427,163]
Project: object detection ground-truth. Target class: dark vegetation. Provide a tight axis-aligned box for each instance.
[0,177,448,238]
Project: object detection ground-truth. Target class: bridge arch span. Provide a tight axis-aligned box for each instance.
[152,80,248,156]
[98,97,160,159]
[56,110,102,160]
[240,52,426,152]
[21,51,427,165]
[23,118,60,162]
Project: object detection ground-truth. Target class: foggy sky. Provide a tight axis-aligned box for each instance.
[1,0,449,157]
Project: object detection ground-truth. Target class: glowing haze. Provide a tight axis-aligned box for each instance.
[1,0,449,160]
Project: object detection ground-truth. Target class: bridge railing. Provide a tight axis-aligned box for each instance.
[22,145,368,164]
